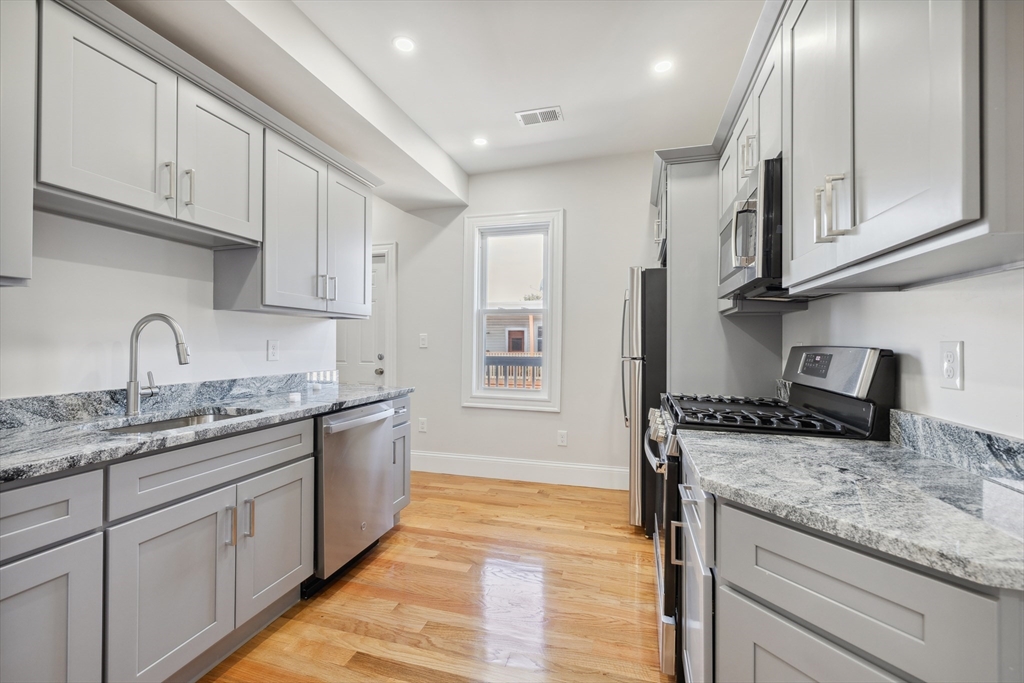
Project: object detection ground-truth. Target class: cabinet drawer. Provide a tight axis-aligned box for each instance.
[0,470,103,562]
[392,396,410,427]
[109,420,314,521]
[719,505,999,682]
[717,585,901,683]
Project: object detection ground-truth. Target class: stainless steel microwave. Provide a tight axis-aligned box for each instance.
[718,156,783,299]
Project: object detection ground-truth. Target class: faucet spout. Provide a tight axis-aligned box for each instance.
[126,313,190,416]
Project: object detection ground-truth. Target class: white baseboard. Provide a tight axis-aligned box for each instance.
[411,450,629,490]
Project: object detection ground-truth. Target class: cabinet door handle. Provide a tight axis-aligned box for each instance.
[745,134,757,174]
[812,186,832,244]
[245,498,256,537]
[670,520,685,566]
[185,168,196,206]
[318,274,328,299]
[328,276,338,301]
[226,505,238,546]
[164,161,176,200]
[823,174,848,237]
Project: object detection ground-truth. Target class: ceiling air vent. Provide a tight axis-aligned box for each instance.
[515,106,563,127]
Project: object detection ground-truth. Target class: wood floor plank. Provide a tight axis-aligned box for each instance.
[201,472,672,683]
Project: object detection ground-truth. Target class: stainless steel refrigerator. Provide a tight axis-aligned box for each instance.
[621,266,666,530]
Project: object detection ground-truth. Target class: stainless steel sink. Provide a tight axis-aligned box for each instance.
[103,407,262,434]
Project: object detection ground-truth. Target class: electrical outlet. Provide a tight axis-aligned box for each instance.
[418,417,427,433]
[557,430,568,447]
[419,333,428,348]
[267,340,280,361]
[940,341,963,390]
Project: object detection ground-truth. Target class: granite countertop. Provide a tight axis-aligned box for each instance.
[0,383,413,483]
[675,429,1024,590]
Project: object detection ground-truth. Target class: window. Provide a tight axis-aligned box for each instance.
[462,210,563,411]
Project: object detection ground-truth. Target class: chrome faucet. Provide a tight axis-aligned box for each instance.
[126,313,190,416]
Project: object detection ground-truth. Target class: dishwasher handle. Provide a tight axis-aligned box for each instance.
[324,407,395,435]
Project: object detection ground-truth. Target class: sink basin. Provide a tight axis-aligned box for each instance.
[103,407,263,434]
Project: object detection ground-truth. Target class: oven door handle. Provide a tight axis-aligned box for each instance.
[643,427,666,474]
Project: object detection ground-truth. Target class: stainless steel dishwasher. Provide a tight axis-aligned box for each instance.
[315,401,394,580]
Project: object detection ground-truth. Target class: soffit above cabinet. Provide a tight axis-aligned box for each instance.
[107,0,469,213]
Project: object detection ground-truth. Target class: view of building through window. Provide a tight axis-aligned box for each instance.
[480,228,547,391]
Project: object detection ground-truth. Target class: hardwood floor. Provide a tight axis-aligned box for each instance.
[202,472,671,683]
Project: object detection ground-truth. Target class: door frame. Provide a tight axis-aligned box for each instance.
[374,242,398,385]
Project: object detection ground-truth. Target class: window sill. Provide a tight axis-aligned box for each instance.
[461,395,560,413]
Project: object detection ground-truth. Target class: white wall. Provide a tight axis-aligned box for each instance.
[373,151,659,488]
[0,212,336,398]
[667,160,782,397]
[782,268,1024,439]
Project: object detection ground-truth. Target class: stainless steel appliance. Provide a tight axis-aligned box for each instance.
[620,266,666,531]
[315,402,395,580]
[718,156,783,300]
[651,346,896,681]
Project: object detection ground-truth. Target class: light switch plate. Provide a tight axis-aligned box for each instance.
[419,333,428,348]
[267,340,280,361]
[940,341,963,390]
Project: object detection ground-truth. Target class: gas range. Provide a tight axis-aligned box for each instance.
[654,346,896,446]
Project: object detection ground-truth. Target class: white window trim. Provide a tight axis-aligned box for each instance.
[462,209,564,412]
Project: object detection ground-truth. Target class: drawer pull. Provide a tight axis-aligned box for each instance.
[670,520,685,566]
[226,505,237,546]
[245,498,256,537]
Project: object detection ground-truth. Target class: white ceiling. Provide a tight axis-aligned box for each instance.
[294,1,765,176]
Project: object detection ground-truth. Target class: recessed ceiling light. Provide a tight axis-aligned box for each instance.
[393,36,415,52]
[473,138,488,146]
[653,60,673,73]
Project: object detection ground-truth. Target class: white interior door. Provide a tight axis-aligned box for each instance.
[337,254,388,385]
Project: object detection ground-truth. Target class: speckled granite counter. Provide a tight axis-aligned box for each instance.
[676,429,1024,591]
[0,381,413,483]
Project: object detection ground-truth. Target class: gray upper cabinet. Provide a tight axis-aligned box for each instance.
[781,0,851,288]
[781,0,987,292]
[176,79,264,242]
[0,533,104,683]
[235,459,314,626]
[752,33,782,163]
[837,0,980,268]
[263,130,329,312]
[719,149,736,219]
[0,0,36,286]
[733,99,755,185]
[326,165,373,317]
[39,0,178,218]
[107,486,236,683]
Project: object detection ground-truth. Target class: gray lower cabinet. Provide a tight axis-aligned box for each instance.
[716,586,901,683]
[0,533,104,683]
[235,458,314,625]
[107,486,237,683]
[392,421,412,515]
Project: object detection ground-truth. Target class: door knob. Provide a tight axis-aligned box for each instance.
[375,368,384,375]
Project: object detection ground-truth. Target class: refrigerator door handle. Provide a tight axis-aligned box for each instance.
[620,358,630,427]
[620,290,629,359]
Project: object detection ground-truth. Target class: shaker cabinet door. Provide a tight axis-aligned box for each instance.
[263,130,328,311]
[0,533,103,683]
[176,79,264,242]
[733,99,755,184]
[719,150,736,220]
[107,486,236,683]
[752,32,782,163]
[326,165,373,317]
[782,0,851,287]
[392,421,412,515]
[839,0,980,267]
[235,459,314,626]
[716,586,902,683]
[38,0,177,217]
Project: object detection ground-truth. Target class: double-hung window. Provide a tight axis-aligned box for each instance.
[462,210,564,411]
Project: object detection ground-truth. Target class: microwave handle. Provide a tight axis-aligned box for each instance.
[731,200,756,268]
